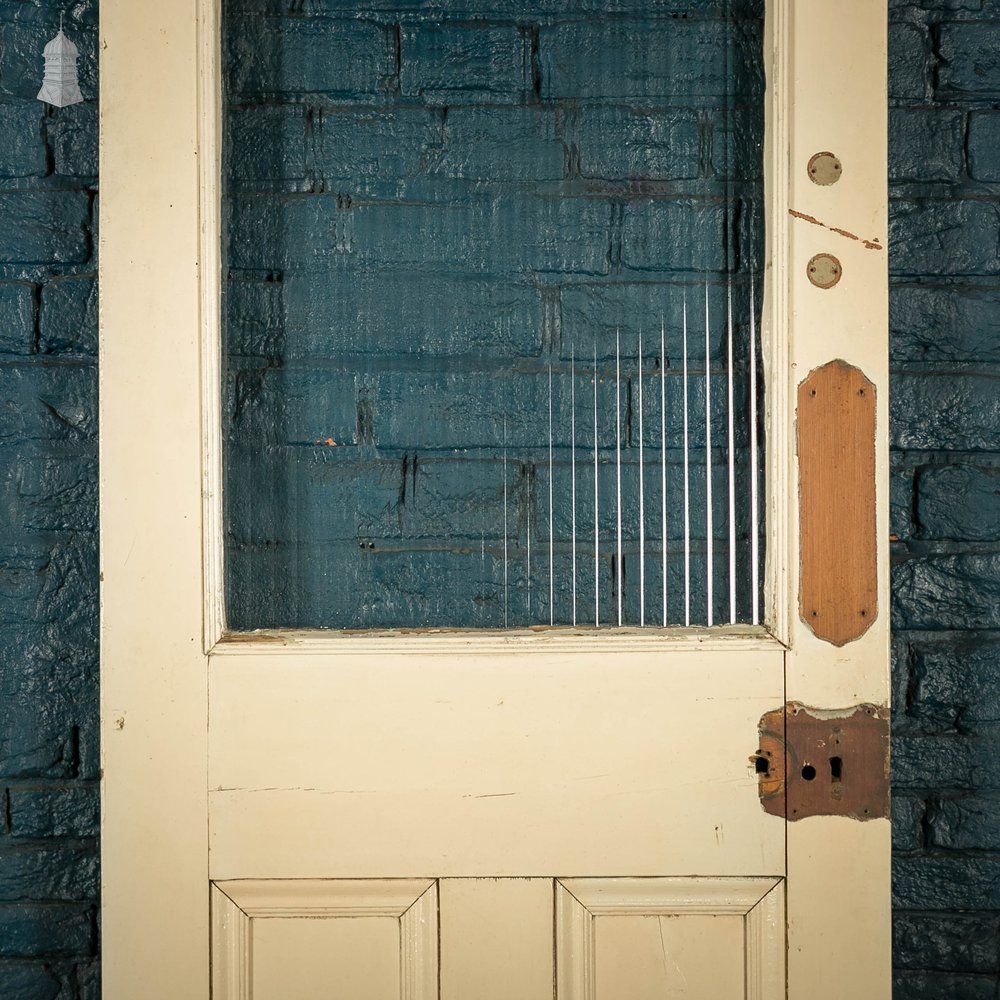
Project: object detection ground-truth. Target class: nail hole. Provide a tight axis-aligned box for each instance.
[830,756,842,782]
[801,764,816,781]
[860,609,867,617]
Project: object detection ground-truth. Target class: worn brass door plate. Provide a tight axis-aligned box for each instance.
[754,702,889,821]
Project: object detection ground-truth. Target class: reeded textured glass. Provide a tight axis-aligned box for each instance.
[222,0,765,630]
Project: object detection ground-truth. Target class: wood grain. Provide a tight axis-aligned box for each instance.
[798,360,877,645]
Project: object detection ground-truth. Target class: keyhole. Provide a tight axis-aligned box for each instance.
[801,764,816,781]
[830,756,843,782]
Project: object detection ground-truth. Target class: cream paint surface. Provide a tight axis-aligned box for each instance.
[775,0,891,996]
[209,651,784,877]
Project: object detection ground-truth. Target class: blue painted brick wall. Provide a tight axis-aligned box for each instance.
[222,1,765,630]
[890,0,1000,996]
[0,1,100,998]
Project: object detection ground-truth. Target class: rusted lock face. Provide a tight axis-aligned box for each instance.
[753,702,889,821]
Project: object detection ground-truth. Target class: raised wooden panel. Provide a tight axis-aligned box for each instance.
[556,878,784,1000]
[440,878,553,1000]
[210,880,437,1000]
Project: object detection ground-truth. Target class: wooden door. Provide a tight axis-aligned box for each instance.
[99,1,889,998]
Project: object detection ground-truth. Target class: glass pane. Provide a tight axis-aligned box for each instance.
[222,0,765,630]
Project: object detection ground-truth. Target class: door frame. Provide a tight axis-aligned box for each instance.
[99,0,889,995]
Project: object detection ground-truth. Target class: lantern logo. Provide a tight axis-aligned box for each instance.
[38,23,84,109]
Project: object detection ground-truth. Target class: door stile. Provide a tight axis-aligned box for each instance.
[99,0,211,996]
[780,2,891,998]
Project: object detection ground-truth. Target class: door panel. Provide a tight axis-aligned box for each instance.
[211,878,784,999]
[439,878,554,1000]
[209,645,783,877]
[211,880,438,1000]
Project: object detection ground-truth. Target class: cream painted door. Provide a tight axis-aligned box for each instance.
[99,1,889,998]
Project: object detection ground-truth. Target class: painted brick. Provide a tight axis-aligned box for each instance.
[916,465,1000,540]
[8,787,99,839]
[229,0,759,13]
[929,796,1000,849]
[894,854,1000,909]
[889,108,963,184]
[889,0,981,9]
[908,641,1000,732]
[227,367,744,452]
[0,904,92,958]
[228,195,612,276]
[558,278,753,362]
[0,283,35,356]
[968,111,1000,182]
[226,447,739,547]
[0,695,85,781]
[890,467,915,540]
[311,107,440,192]
[888,22,928,100]
[226,105,306,185]
[48,104,98,178]
[621,199,726,273]
[894,912,1000,973]
[538,19,759,102]
[77,961,99,1000]
[0,193,90,266]
[0,962,62,1000]
[890,200,1000,277]
[0,365,97,444]
[0,538,97,651]
[576,107,701,183]
[938,21,1000,96]
[225,16,395,98]
[891,285,1000,364]
[892,734,973,789]
[38,278,97,356]
[277,272,543,360]
[890,373,1000,451]
[4,451,98,534]
[0,102,46,178]
[399,24,527,103]
[0,848,98,903]
[893,553,1000,630]
[227,534,732,631]
[893,971,997,1000]
[438,107,563,182]
[892,795,926,852]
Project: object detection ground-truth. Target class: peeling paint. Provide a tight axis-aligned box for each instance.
[788,208,885,251]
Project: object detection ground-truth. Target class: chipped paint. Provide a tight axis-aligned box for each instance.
[788,208,885,250]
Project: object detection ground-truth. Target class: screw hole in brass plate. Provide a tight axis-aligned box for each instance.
[808,150,843,185]
[807,252,842,289]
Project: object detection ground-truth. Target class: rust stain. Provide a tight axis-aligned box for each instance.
[755,702,889,821]
[788,208,885,251]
